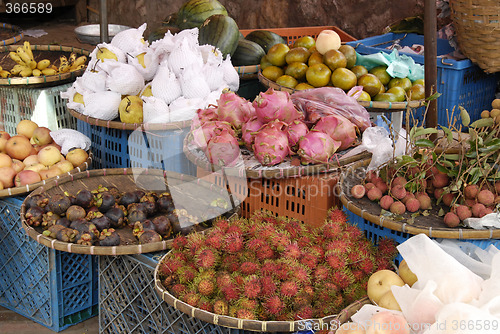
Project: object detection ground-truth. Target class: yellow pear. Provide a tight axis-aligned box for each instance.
[119,95,143,124]
[377,290,401,311]
[73,92,84,104]
[398,259,418,287]
[136,52,147,68]
[96,47,117,61]
[140,84,153,97]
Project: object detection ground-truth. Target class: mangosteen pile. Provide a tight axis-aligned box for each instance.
[24,185,204,246]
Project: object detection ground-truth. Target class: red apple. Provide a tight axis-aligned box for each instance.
[24,163,48,173]
[39,166,63,180]
[23,154,39,167]
[15,170,42,186]
[55,160,74,173]
[38,146,62,167]
[0,131,11,140]
[5,135,33,160]
[11,159,24,173]
[65,149,89,167]
[0,153,12,168]
[31,127,53,146]
[16,120,38,138]
[0,166,17,188]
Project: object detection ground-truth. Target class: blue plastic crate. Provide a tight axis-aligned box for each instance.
[344,205,500,265]
[76,119,197,175]
[99,252,282,334]
[347,33,500,126]
[0,196,98,332]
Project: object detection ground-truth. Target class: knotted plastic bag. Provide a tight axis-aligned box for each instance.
[82,91,121,120]
[179,64,211,100]
[100,61,145,96]
[127,48,159,82]
[168,38,203,77]
[151,64,182,105]
[50,129,91,155]
[110,23,148,54]
[142,96,170,123]
[221,55,239,92]
[169,96,204,122]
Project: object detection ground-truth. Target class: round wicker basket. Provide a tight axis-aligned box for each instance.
[450,0,500,73]
[154,249,371,332]
[0,45,90,87]
[0,23,23,46]
[21,168,239,255]
[340,158,500,239]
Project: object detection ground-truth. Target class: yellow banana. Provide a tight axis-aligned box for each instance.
[32,69,41,77]
[59,55,68,65]
[9,52,25,65]
[59,63,70,73]
[16,47,31,64]
[28,60,37,70]
[0,65,2,71]
[68,52,77,65]
[49,64,58,71]
[23,41,34,62]
[42,68,57,76]
[19,67,33,77]
[71,64,86,72]
[37,59,51,70]
[10,64,24,75]
[0,70,11,78]
[73,55,87,67]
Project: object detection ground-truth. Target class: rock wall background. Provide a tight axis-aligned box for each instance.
[86,0,426,40]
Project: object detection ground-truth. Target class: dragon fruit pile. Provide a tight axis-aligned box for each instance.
[190,87,366,167]
[157,209,398,321]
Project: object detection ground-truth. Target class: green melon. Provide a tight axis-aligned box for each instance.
[198,14,240,58]
[177,0,228,30]
[232,39,266,66]
[244,30,287,53]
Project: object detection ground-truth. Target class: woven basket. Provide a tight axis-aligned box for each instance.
[154,250,371,332]
[0,23,23,46]
[450,0,500,73]
[21,168,239,255]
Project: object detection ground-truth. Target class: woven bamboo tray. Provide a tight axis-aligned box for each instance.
[450,0,500,73]
[184,134,372,179]
[0,23,23,46]
[235,64,260,79]
[340,159,500,239]
[154,250,371,332]
[0,45,89,87]
[258,71,426,112]
[21,168,239,255]
[0,151,92,199]
[68,108,192,131]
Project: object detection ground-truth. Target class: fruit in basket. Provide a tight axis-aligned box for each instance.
[351,65,368,79]
[293,35,315,49]
[38,146,62,166]
[39,166,63,180]
[323,49,347,71]
[5,135,32,160]
[313,114,357,150]
[367,269,405,304]
[365,311,410,334]
[297,130,338,164]
[357,73,383,98]
[331,67,357,91]
[0,153,12,168]
[386,87,406,102]
[231,39,266,66]
[375,92,399,103]
[266,43,290,67]
[31,126,53,146]
[408,84,425,100]
[338,44,357,69]
[253,89,302,124]
[253,121,290,166]
[17,120,38,138]
[388,77,412,92]
[369,66,391,86]
[119,95,144,124]
[14,170,42,186]
[285,62,308,81]
[285,47,311,64]
[261,65,284,82]
[306,63,332,87]
[307,51,323,66]
[315,29,342,54]
[275,74,298,89]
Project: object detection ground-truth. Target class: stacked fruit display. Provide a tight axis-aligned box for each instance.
[24,185,188,246]
[189,87,370,167]
[260,29,424,103]
[349,100,499,228]
[157,209,398,321]
[0,120,89,189]
[4,41,87,78]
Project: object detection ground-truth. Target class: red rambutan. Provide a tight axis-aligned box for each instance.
[256,244,275,261]
[263,295,285,317]
[299,254,319,271]
[236,297,259,310]
[220,254,240,272]
[213,299,229,315]
[239,261,261,275]
[197,279,215,297]
[195,247,219,269]
[343,224,364,240]
[328,208,348,225]
[213,218,230,232]
[325,251,347,269]
[171,235,188,250]
[170,283,187,297]
[296,236,313,248]
[158,258,184,277]
[216,271,232,289]
[350,268,366,281]
[313,265,330,283]
[294,305,314,320]
[236,308,256,320]
[376,236,398,260]
[293,290,313,308]
[355,256,375,274]
[280,280,300,298]
[226,224,243,236]
[176,266,197,284]
[283,242,302,260]
[182,292,201,306]
[283,219,308,239]
[273,262,291,280]
[268,231,291,252]
[342,282,366,305]
[186,233,206,257]
[260,276,278,296]
[198,297,214,312]
[221,282,241,302]
[246,238,266,251]
[255,224,278,240]
[223,233,244,253]
[261,260,278,276]
[243,275,262,299]
[324,239,352,253]
[330,268,355,290]
[322,221,343,239]
[205,231,224,249]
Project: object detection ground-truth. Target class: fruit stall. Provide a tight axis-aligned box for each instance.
[0,0,499,333]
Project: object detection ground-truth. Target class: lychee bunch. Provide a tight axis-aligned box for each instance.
[158,209,397,322]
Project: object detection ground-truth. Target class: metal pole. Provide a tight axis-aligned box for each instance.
[99,0,109,43]
[424,0,438,130]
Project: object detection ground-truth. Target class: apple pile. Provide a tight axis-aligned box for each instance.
[0,120,89,189]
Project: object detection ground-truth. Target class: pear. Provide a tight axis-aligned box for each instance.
[96,47,118,61]
[73,92,84,104]
[136,52,147,68]
[119,95,143,124]
[140,84,153,97]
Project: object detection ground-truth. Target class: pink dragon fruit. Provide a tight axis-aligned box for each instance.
[287,120,309,152]
[253,88,304,124]
[252,120,290,166]
[241,116,265,149]
[206,132,241,167]
[297,130,340,165]
[313,114,357,151]
[190,121,236,151]
[216,90,255,130]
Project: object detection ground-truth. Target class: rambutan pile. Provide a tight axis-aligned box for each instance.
[158,208,397,321]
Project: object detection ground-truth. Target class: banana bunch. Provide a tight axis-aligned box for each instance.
[8,41,87,78]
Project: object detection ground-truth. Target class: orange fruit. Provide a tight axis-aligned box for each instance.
[323,49,347,71]
[285,47,311,65]
[351,65,368,80]
[357,90,371,102]
[357,73,382,97]
[295,82,315,90]
[388,77,412,92]
[262,66,284,82]
[386,86,406,102]
[338,44,357,69]
[331,67,357,91]
[308,51,323,66]
[293,36,315,49]
[408,84,425,100]
[267,43,290,67]
[285,62,308,81]
[369,66,391,86]
[306,63,332,88]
